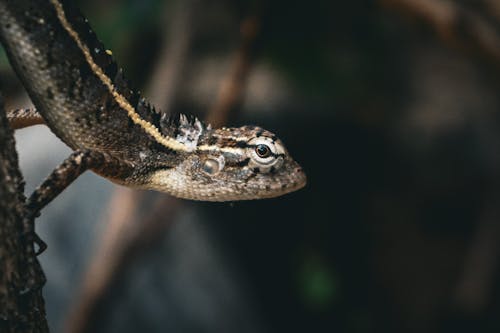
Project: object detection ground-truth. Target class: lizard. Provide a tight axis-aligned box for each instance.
[0,0,306,221]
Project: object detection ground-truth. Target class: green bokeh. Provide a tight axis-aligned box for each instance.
[299,255,338,309]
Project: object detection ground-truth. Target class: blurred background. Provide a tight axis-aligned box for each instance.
[2,0,500,332]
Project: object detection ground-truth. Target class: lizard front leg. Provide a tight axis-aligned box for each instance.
[24,150,113,254]
[25,149,109,218]
[22,149,107,290]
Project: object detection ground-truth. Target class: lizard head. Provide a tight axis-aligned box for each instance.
[145,124,307,201]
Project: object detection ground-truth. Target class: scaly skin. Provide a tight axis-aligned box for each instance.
[0,0,306,207]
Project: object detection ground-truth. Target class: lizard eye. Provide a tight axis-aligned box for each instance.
[255,144,271,158]
[249,138,279,166]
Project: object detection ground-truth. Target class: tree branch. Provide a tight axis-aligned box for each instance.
[0,94,49,332]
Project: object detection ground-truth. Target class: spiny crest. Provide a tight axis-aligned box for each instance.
[135,98,211,150]
[161,113,208,151]
[135,97,160,128]
[113,68,140,106]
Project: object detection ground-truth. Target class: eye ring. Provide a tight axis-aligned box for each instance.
[248,137,280,167]
[255,144,271,158]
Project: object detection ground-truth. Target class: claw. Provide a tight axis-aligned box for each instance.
[22,209,47,255]
[33,233,47,256]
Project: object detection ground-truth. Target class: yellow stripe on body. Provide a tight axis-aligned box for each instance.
[49,0,192,152]
[197,145,246,155]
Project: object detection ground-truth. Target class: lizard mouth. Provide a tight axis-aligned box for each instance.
[257,166,307,199]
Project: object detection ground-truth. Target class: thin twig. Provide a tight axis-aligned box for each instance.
[206,15,261,127]
[65,192,180,333]
[147,0,199,110]
[454,199,500,313]
[64,188,141,333]
[380,0,500,69]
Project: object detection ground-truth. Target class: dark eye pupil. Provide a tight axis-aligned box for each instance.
[255,144,271,158]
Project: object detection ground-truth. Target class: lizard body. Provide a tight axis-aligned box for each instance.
[0,0,306,214]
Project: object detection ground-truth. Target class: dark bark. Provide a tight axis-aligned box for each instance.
[0,94,49,332]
